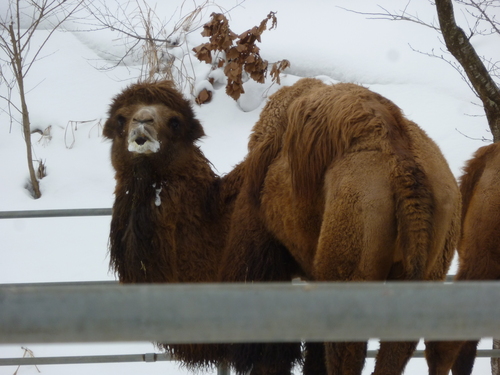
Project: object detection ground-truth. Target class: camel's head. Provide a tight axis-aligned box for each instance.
[103,81,204,162]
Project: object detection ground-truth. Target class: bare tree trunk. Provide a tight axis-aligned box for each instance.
[20,83,41,199]
[8,23,41,199]
[435,0,500,141]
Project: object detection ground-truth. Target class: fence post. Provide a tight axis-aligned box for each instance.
[493,339,500,375]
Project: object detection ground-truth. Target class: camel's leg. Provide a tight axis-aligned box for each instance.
[451,340,479,375]
[419,198,460,375]
[246,343,302,375]
[313,153,397,375]
[220,193,302,375]
[429,263,481,375]
[426,249,498,375]
[303,342,327,375]
[372,341,418,375]
[324,342,367,375]
[424,340,466,375]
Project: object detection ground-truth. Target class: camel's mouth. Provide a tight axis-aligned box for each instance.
[127,124,160,154]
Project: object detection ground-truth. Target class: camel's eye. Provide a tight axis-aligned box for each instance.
[169,116,181,130]
[117,115,126,128]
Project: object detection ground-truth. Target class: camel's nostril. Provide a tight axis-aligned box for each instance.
[135,137,147,145]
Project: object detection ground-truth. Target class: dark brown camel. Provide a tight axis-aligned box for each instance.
[426,142,500,375]
[103,80,303,374]
[103,80,245,367]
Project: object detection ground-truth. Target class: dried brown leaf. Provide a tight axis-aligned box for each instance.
[268,12,278,30]
[194,11,281,102]
[192,44,213,64]
[226,81,244,100]
[226,47,240,60]
[195,88,213,105]
[270,59,290,85]
[224,61,242,81]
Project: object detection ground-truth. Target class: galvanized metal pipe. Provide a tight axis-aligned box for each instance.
[2,349,500,367]
[0,208,112,219]
[1,282,500,344]
[0,352,172,366]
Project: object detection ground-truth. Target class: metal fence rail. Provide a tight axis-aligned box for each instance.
[1,208,498,373]
[2,349,500,367]
[0,352,172,366]
[2,281,500,344]
[0,208,112,219]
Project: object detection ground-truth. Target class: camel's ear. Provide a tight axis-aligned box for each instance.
[103,118,115,139]
[188,117,205,142]
[103,115,125,139]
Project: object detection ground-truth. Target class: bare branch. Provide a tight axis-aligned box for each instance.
[408,43,479,96]
[341,0,500,141]
[0,0,85,198]
[337,4,441,31]
[435,0,500,141]
[455,127,492,142]
[83,0,228,92]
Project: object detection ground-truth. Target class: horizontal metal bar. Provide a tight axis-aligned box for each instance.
[1,276,455,287]
[0,352,172,366]
[2,348,500,367]
[0,208,112,219]
[369,348,500,359]
[2,281,119,288]
[369,349,499,359]
[1,282,500,344]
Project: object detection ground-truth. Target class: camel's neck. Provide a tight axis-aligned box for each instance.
[109,150,240,283]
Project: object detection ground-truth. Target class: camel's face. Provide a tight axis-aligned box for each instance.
[103,81,205,166]
[111,103,186,156]
[125,105,161,154]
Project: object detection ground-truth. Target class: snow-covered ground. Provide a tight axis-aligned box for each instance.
[0,0,498,374]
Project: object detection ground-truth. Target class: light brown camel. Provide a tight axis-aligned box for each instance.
[426,142,500,375]
[219,78,461,375]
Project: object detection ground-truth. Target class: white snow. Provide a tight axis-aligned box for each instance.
[127,139,161,153]
[154,184,162,207]
[0,0,497,374]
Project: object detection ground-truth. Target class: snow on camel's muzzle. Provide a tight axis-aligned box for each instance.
[127,107,160,154]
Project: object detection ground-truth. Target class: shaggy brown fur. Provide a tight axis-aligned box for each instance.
[103,80,244,367]
[219,78,461,375]
[426,142,500,375]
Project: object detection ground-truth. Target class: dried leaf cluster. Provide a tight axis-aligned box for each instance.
[193,11,290,101]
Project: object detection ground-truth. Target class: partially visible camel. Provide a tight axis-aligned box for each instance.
[220,78,461,375]
[426,142,500,375]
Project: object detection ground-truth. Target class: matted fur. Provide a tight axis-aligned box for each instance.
[426,142,500,375]
[220,78,461,375]
[104,80,244,368]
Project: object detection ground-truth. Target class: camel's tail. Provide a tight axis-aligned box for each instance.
[390,149,435,280]
[384,114,435,281]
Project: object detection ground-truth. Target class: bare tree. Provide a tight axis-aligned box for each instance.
[435,0,500,141]
[83,0,225,94]
[0,0,83,199]
[342,0,500,141]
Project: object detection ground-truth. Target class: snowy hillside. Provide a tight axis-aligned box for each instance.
[0,0,497,374]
